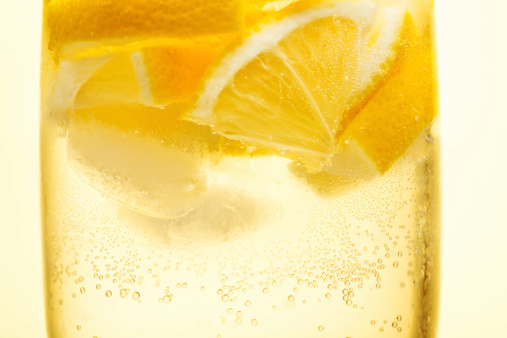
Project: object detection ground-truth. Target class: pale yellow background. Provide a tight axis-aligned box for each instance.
[1,0,506,337]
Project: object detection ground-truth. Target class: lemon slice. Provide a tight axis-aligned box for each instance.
[187,1,377,166]
[46,0,245,59]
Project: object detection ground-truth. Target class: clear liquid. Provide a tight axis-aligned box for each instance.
[41,116,439,337]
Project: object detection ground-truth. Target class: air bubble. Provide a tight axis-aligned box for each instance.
[222,294,230,302]
[163,295,171,304]
[288,295,295,302]
[132,292,140,300]
[245,300,251,307]
[120,289,129,298]
[251,319,258,326]
[325,293,331,299]
[80,287,86,294]
[318,325,324,332]
[76,325,81,331]
[263,288,269,294]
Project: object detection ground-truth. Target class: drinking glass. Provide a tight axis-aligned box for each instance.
[41,0,440,336]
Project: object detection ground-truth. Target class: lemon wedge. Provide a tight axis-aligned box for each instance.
[187,1,377,166]
[340,13,437,173]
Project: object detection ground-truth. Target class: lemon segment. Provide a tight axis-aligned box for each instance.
[188,1,377,165]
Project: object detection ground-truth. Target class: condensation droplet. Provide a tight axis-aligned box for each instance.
[397,315,402,322]
[371,320,376,325]
[392,321,398,328]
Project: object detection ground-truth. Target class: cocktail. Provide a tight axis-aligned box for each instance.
[41,0,440,336]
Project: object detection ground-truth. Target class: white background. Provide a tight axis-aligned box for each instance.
[1,0,506,337]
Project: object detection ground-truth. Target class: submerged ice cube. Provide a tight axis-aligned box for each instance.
[66,104,218,218]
